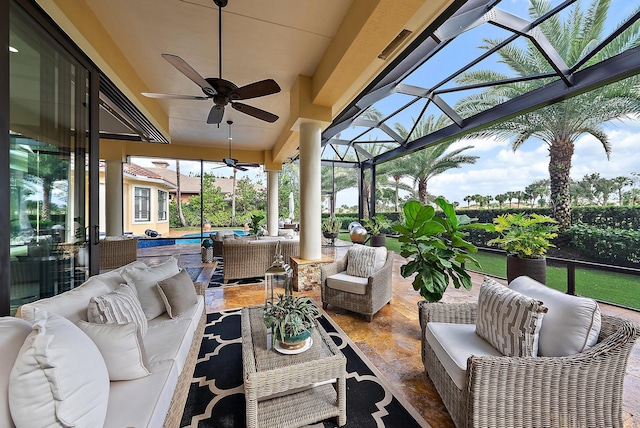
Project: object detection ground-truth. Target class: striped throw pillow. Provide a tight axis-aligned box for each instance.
[346,244,378,278]
[87,284,148,337]
[476,277,547,357]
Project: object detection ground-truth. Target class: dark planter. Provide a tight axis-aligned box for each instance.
[370,234,386,247]
[506,255,547,284]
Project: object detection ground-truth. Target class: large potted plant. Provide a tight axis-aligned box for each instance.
[362,214,391,247]
[321,216,341,241]
[394,197,494,302]
[488,212,558,284]
[263,294,319,351]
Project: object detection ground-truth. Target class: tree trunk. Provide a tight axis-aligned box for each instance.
[548,138,575,230]
[394,180,399,212]
[418,179,427,204]
[42,178,51,222]
[176,161,186,227]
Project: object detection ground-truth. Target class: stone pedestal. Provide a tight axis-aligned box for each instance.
[290,255,333,292]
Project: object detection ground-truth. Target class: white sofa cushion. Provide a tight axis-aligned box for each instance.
[157,270,199,319]
[103,359,179,428]
[9,310,110,428]
[77,321,150,381]
[0,317,33,428]
[326,272,369,295]
[426,322,503,390]
[346,244,378,278]
[476,277,547,357]
[509,276,601,356]
[123,256,180,320]
[19,260,146,324]
[87,283,148,336]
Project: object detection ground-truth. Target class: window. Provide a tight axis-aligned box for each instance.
[157,189,167,221]
[134,187,151,222]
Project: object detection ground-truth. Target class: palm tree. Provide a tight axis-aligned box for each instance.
[394,115,479,204]
[456,0,640,228]
[612,176,633,205]
[377,157,414,212]
[463,195,473,208]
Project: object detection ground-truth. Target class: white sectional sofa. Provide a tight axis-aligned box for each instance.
[0,258,206,428]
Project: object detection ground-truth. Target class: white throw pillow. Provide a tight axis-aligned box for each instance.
[346,244,378,278]
[77,321,150,381]
[0,317,33,428]
[476,277,547,357]
[87,283,148,336]
[373,246,388,271]
[157,269,199,319]
[122,256,180,319]
[9,310,109,428]
[509,276,602,356]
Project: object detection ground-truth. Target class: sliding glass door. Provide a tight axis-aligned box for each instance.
[8,1,90,313]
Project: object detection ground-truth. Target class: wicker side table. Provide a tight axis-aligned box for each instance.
[241,305,346,428]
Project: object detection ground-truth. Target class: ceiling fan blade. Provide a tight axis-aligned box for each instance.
[142,92,209,100]
[229,79,281,101]
[237,163,261,169]
[234,165,248,171]
[161,54,216,96]
[207,105,225,124]
[232,102,279,123]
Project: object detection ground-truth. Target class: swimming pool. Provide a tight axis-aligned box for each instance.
[137,230,248,247]
[178,230,247,244]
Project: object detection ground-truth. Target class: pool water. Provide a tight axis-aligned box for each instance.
[175,230,247,245]
[137,230,247,247]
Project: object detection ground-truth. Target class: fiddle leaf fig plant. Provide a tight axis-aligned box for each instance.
[394,197,494,302]
[249,213,265,236]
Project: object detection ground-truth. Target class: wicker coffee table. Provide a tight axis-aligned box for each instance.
[241,305,346,428]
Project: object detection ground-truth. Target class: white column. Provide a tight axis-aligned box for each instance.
[105,160,123,236]
[267,170,279,236]
[299,122,322,260]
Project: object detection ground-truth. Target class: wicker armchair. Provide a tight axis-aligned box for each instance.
[99,237,138,270]
[418,301,640,428]
[320,251,394,322]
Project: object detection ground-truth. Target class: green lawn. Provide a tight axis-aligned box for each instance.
[338,232,640,310]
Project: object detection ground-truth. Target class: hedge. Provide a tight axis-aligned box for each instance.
[567,224,640,266]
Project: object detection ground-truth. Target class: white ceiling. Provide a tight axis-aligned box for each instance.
[86,0,354,151]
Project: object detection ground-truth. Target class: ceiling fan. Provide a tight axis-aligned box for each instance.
[222,120,260,171]
[142,0,280,124]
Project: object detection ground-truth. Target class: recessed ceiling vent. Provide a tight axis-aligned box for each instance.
[378,29,413,60]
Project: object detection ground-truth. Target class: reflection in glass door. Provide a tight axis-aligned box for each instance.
[9,3,90,314]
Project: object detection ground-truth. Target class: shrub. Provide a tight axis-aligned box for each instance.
[568,224,640,265]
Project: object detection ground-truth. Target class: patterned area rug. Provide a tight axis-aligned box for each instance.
[208,259,264,288]
[180,307,429,428]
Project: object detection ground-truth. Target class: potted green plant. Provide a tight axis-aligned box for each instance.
[394,197,494,302]
[263,294,319,351]
[362,214,392,247]
[322,216,341,243]
[249,213,265,236]
[488,212,558,284]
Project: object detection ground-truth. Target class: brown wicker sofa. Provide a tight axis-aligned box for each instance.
[419,277,640,428]
[221,238,300,283]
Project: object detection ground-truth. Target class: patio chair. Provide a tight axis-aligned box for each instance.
[320,247,393,321]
